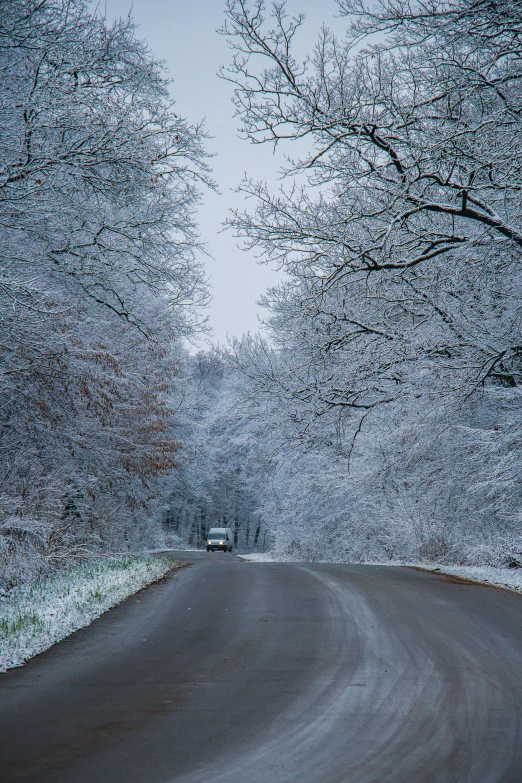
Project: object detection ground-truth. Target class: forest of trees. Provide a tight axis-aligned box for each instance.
[0,0,213,587]
[2,0,522,589]
[210,0,522,566]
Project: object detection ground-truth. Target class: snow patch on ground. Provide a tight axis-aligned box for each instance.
[237,553,277,562]
[414,564,522,593]
[361,561,522,594]
[0,553,183,672]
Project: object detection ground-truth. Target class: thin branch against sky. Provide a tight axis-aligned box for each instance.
[98,0,341,346]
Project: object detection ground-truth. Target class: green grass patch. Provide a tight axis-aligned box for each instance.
[0,553,183,672]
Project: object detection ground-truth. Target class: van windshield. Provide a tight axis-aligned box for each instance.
[208,534,226,540]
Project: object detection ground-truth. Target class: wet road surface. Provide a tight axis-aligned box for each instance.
[1,553,522,782]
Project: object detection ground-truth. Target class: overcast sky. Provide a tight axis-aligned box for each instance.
[99,0,341,346]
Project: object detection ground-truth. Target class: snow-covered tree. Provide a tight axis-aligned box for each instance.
[0,0,212,587]
[221,0,522,410]
[216,0,522,566]
[162,352,269,554]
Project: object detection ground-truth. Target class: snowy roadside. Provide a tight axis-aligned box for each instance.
[0,553,184,673]
[412,564,522,594]
[238,554,522,594]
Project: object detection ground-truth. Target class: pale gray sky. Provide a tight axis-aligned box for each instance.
[99,0,341,345]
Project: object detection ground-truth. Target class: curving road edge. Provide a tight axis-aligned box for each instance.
[0,554,521,783]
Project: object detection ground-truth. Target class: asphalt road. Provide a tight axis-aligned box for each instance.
[1,553,522,783]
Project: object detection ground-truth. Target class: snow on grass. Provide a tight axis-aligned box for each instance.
[353,560,522,594]
[414,564,522,593]
[0,553,183,672]
[341,560,522,594]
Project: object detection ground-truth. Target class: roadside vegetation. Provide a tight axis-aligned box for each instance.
[0,553,183,672]
[164,0,522,568]
[0,0,211,591]
[177,0,522,568]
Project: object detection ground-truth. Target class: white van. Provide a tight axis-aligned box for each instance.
[206,527,233,552]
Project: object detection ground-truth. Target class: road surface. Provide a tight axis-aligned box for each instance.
[1,553,522,783]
